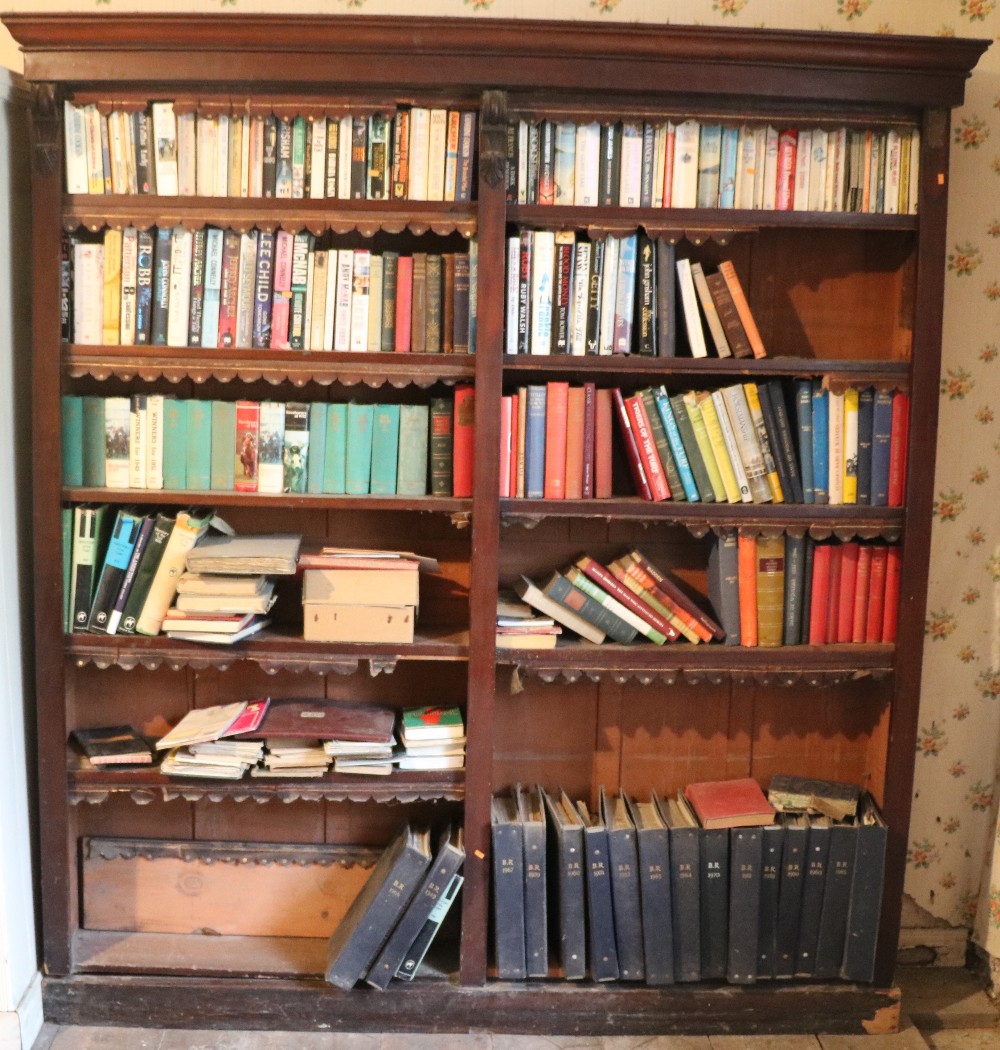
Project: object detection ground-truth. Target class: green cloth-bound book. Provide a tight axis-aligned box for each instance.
[345,402,374,495]
[184,399,212,491]
[162,398,187,491]
[323,404,347,494]
[369,404,401,495]
[210,400,236,491]
[396,404,429,496]
[82,394,106,487]
[62,395,84,487]
[307,402,327,494]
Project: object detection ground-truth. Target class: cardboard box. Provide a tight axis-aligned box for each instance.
[303,567,420,608]
[303,601,415,644]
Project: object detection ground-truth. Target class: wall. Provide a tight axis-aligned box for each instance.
[0,0,998,972]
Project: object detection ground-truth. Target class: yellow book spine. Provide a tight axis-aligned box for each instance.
[102,228,123,345]
[613,562,701,644]
[743,382,784,503]
[755,533,785,648]
[697,392,741,503]
[843,386,859,504]
[682,391,727,503]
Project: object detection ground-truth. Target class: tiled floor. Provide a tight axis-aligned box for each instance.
[29,967,999,1050]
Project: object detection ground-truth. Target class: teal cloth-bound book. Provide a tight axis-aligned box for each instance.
[323,404,347,494]
[345,402,375,495]
[210,400,236,491]
[396,404,429,496]
[185,399,212,491]
[62,395,84,487]
[307,402,327,494]
[811,382,829,505]
[370,404,401,495]
[162,398,187,491]
[82,394,106,487]
[653,386,700,502]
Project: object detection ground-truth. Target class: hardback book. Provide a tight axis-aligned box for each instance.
[400,706,464,744]
[628,548,724,641]
[564,565,668,645]
[758,381,802,503]
[795,817,831,977]
[811,383,830,504]
[325,822,433,990]
[742,383,784,502]
[515,784,549,978]
[701,823,732,979]
[813,820,859,979]
[103,396,130,490]
[870,389,894,507]
[794,379,815,504]
[755,533,785,648]
[491,793,527,980]
[757,823,785,979]
[541,787,587,980]
[856,385,876,505]
[134,508,213,636]
[429,396,453,497]
[575,797,620,981]
[72,725,153,766]
[719,385,770,503]
[689,262,731,358]
[774,813,808,978]
[728,827,763,984]
[625,394,670,501]
[365,825,465,990]
[574,555,677,641]
[782,532,808,646]
[538,570,636,644]
[659,795,701,982]
[105,513,156,634]
[626,793,674,985]
[369,404,401,496]
[675,258,708,358]
[706,528,741,645]
[543,381,569,499]
[396,403,429,496]
[696,392,740,503]
[736,533,758,646]
[86,507,144,633]
[684,778,776,830]
[452,385,475,499]
[718,260,766,358]
[655,239,677,357]
[600,788,644,981]
[840,794,888,983]
[887,391,910,507]
[611,388,652,500]
[768,775,861,823]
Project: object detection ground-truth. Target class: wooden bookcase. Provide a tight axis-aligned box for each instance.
[6,13,988,1035]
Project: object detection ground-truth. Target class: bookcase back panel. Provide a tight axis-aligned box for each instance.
[324,799,464,847]
[76,796,194,841]
[67,665,195,735]
[193,799,328,844]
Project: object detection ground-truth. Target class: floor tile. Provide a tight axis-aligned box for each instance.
[604,1039,713,1049]
[817,1016,930,1050]
[48,1028,163,1050]
[710,1038,820,1050]
[381,1034,492,1049]
[157,1031,265,1050]
[897,967,1000,1031]
[925,1032,1000,1050]
[29,1024,60,1050]
[493,1037,602,1050]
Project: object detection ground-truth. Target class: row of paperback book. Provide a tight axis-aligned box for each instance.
[491,778,887,985]
[503,380,909,507]
[709,532,901,649]
[506,231,762,359]
[67,226,477,354]
[64,100,478,202]
[61,390,475,497]
[506,117,919,215]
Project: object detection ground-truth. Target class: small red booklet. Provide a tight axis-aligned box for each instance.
[684,777,776,829]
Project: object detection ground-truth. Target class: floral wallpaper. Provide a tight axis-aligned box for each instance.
[2,0,1000,958]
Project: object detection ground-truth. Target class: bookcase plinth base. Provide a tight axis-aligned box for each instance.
[42,973,900,1036]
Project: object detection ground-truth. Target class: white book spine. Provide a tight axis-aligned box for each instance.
[751,125,768,209]
[119,226,138,346]
[885,128,902,215]
[570,241,591,356]
[84,105,105,194]
[108,111,127,194]
[762,125,779,211]
[201,227,224,348]
[257,401,286,494]
[832,127,848,212]
[671,119,700,209]
[675,257,707,359]
[309,250,329,353]
[128,394,147,490]
[407,108,431,201]
[103,396,131,489]
[310,117,327,199]
[827,389,845,505]
[176,111,196,196]
[337,115,353,199]
[575,122,601,207]
[240,115,252,197]
[146,393,165,491]
[235,231,258,349]
[367,253,383,352]
[74,243,104,344]
[807,129,828,212]
[334,249,354,351]
[123,111,138,194]
[215,114,230,196]
[166,227,193,348]
[505,236,520,355]
[349,249,371,352]
[711,389,752,503]
[529,230,555,356]
[195,114,216,197]
[618,123,643,207]
[598,235,620,356]
[792,128,812,211]
[517,120,529,205]
[720,385,770,504]
[734,125,755,210]
[64,101,89,194]
[652,123,667,209]
[248,115,263,197]
[908,128,920,214]
[426,108,448,202]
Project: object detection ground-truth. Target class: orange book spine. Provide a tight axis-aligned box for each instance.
[836,542,859,643]
[851,545,873,643]
[825,544,843,643]
[564,385,585,500]
[808,543,832,645]
[624,558,711,643]
[594,387,613,499]
[452,384,475,498]
[881,545,902,644]
[543,381,569,499]
[718,260,766,359]
[737,533,758,646]
[865,545,889,643]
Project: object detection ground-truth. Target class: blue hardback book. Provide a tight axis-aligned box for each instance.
[870,390,894,507]
[654,386,700,501]
[810,382,829,504]
[306,402,327,494]
[719,125,739,208]
[524,385,547,499]
[794,379,814,504]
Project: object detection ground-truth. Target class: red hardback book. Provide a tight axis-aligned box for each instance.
[775,128,798,210]
[394,254,413,352]
[865,545,889,644]
[575,555,679,641]
[629,548,725,642]
[452,384,475,498]
[685,777,776,829]
[661,123,675,207]
[737,533,758,647]
[887,392,910,507]
[564,385,585,500]
[625,394,670,501]
[499,395,513,498]
[611,388,652,500]
[621,556,708,643]
[543,381,570,499]
[595,387,614,499]
[836,542,859,643]
[881,545,902,644]
[509,392,519,499]
[234,399,260,493]
[825,544,843,645]
[581,382,596,499]
[807,543,832,645]
[851,545,873,643]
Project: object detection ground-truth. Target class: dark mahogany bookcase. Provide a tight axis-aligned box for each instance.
[4,12,987,1035]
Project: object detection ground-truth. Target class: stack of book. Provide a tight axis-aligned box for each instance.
[299,547,438,644]
[708,531,902,648]
[325,821,465,991]
[397,706,466,772]
[64,100,478,203]
[515,549,723,648]
[155,698,270,779]
[68,225,476,354]
[505,117,919,215]
[499,379,909,507]
[495,591,562,650]
[491,777,887,985]
[62,387,475,498]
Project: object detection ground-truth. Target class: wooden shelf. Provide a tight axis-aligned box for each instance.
[66,626,470,674]
[63,195,477,239]
[63,347,476,388]
[67,760,464,805]
[497,640,894,686]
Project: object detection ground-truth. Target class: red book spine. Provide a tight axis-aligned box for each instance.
[233,399,260,493]
[662,125,675,207]
[737,534,758,646]
[394,254,413,352]
[269,230,293,350]
[612,388,652,500]
[452,384,475,498]
[630,548,726,641]
[576,556,679,640]
[508,392,519,500]
[625,395,670,501]
[595,387,614,499]
[808,543,832,645]
[499,395,512,497]
[217,233,241,348]
[775,128,798,210]
[851,545,873,643]
[826,544,843,643]
[564,386,585,500]
[581,382,596,499]
[625,559,712,643]
[887,392,910,507]
[865,545,889,643]
[837,542,859,643]
[543,381,570,499]
[881,545,902,644]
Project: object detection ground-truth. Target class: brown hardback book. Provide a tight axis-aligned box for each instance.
[767,774,861,822]
[684,777,776,829]
[705,270,753,359]
[755,533,785,648]
[236,698,396,744]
